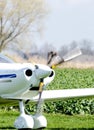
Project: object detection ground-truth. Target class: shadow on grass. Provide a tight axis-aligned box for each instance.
[0,127,15,129]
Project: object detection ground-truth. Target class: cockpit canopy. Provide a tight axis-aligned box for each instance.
[0,54,14,63]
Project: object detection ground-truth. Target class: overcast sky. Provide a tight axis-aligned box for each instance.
[36,0,94,50]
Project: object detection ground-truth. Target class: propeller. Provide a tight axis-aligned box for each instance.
[47,47,82,68]
[36,46,82,115]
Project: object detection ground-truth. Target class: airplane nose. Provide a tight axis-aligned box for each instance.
[35,64,52,79]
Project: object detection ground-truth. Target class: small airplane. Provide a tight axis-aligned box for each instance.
[0,47,94,129]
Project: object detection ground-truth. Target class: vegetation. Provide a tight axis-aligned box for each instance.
[1,68,94,117]
[46,113,94,129]
[26,68,94,115]
[49,68,94,90]
[1,68,94,129]
[44,68,94,115]
[0,109,18,129]
[0,110,94,129]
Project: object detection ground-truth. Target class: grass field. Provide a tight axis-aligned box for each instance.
[0,110,94,129]
[1,68,94,129]
[48,68,94,90]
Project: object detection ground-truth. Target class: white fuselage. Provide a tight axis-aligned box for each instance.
[0,63,35,96]
[0,63,54,100]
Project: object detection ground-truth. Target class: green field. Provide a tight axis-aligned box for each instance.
[1,68,94,129]
[44,68,94,115]
[0,110,94,129]
[49,68,94,90]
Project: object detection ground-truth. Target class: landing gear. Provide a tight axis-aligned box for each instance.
[33,114,47,129]
[14,100,47,129]
[14,100,34,129]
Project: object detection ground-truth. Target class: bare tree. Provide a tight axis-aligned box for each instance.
[0,0,47,52]
[80,40,94,55]
[40,42,56,58]
[69,41,78,50]
[59,44,69,57]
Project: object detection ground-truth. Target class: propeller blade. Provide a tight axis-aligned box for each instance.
[50,47,82,68]
[63,47,82,62]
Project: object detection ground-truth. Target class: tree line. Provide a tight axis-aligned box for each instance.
[0,1,94,60]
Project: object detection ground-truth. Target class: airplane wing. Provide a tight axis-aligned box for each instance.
[41,88,94,100]
[2,88,94,102]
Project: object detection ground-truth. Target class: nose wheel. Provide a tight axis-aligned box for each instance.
[14,100,34,129]
[14,100,47,129]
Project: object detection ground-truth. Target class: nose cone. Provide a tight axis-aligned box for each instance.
[35,64,52,79]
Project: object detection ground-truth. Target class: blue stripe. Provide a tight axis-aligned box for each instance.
[0,74,16,78]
